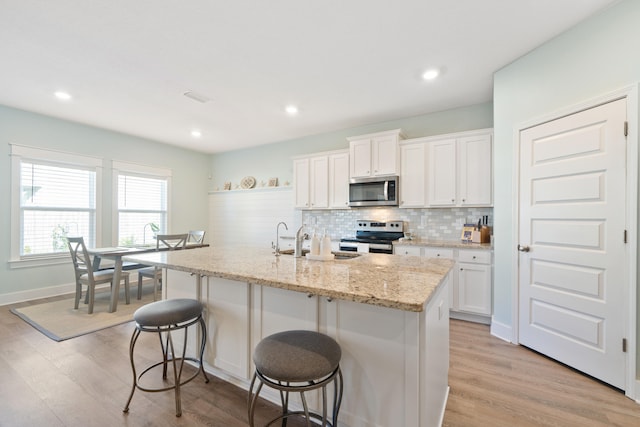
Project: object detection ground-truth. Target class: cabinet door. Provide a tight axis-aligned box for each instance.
[400,143,426,207]
[349,138,372,178]
[458,134,492,206]
[372,134,399,176]
[427,138,457,206]
[309,155,329,209]
[395,245,421,256]
[423,247,454,259]
[206,277,251,380]
[293,157,310,208]
[329,152,350,208]
[457,262,492,315]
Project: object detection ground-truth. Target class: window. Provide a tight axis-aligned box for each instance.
[10,145,102,266]
[113,161,171,246]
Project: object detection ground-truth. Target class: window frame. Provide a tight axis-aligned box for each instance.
[111,160,172,247]
[9,144,103,269]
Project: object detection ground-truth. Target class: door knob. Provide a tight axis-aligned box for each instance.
[517,245,530,252]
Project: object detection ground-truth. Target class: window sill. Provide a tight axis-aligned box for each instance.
[8,254,70,269]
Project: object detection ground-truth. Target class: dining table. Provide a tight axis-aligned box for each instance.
[87,243,208,313]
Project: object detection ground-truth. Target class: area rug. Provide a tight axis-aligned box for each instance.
[11,288,156,342]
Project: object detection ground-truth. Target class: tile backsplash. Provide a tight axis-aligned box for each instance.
[302,207,493,241]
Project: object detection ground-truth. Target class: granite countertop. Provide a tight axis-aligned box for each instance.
[124,246,454,312]
[393,238,493,250]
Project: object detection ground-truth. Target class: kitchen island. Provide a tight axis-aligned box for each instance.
[125,246,454,427]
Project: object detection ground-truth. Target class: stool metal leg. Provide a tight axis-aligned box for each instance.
[123,314,209,417]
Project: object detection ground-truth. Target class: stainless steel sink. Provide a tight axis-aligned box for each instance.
[278,249,361,260]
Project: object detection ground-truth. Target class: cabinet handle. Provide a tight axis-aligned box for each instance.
[462,198,466,202]
[451,199,455,202]
[460,268,463,271]
[326,297,333,303]
[472,255,477,259]
[307,293,314,298]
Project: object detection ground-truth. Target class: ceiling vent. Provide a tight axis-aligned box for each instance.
[183,91,211,103]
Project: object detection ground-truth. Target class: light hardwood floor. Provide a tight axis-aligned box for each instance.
[1,296,639,426]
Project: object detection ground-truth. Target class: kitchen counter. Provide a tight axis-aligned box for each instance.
[394,238,492,250]
[125,245,453,426]
[124,245,454,312]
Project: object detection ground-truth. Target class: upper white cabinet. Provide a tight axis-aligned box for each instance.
[348,129,405,178]
[293,150,349,210]
[427,131,493,207]
[399,142,426,207]
[328,151,350,208]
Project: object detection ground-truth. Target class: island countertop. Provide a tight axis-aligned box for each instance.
[124,246,454,312]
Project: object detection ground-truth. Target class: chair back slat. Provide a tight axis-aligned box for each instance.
[156,233,188,250]
[187,230,206,245]
[66,236,95,281]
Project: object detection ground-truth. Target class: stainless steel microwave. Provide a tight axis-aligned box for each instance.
[349,176,398,207]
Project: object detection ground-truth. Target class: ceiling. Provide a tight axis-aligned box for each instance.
[0,0,619,154]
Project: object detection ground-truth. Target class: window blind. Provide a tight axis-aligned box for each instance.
[21,161,96,256]
[117,174,167,246]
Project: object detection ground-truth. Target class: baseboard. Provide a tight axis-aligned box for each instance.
[490,317,514,343]
[450,310,490,325]
[0,282,77,306]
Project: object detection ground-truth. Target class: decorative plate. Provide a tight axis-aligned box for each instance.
[240,176,256,189]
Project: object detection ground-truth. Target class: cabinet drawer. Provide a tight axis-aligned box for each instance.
[423,248,454,259]
[458,249,491,264]
[395,246,422,256]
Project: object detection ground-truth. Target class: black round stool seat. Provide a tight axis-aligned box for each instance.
[248,330,343,427]
[253,330,341,382]
[123,298,209,417]
[134,298,203,327]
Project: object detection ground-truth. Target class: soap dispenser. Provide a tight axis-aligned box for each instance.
[311,229,320,256]
[321,229,332,256]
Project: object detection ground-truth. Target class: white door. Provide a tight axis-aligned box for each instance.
[518,98,627,389]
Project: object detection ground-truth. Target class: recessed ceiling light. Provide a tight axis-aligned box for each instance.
[422,69,439,80]
[191,130,202,138]
[54,91,72,100]
[285,105,299,115]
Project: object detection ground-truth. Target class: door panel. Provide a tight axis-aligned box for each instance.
[519,98,627,390]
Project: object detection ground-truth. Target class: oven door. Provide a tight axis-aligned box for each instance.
[339,241,371,253]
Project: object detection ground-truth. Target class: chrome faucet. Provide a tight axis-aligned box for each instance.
[294,224,308,258]
[273,221,288,256]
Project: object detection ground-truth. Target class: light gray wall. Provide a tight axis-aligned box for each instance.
[209,102,493,192]
[493,0,640,370]
[0,105,210,301]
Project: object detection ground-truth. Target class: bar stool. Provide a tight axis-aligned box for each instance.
[123,298,209,417]
[248,330,343,426]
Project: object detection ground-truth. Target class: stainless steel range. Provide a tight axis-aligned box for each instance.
[339,220,404,254]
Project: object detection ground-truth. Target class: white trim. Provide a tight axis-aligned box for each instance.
[511,84,638,399]
[401,127,494,146]
[0,281,77,306]
[10,143,102,168]
[111,161,173,246]
[489,317,514,343]
[9,144,103,263]
[111,160,172,177]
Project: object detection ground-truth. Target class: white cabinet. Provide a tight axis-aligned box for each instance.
[206,277,251,380]
[427,132,492,207]
[348,129,404,178]
[395,245,492,323]
[394,245,422,256]
[399,142,426,207]
[456,250,492,316]
[328,151,350,208]
[293,157,310,209]
[293,150,349,210]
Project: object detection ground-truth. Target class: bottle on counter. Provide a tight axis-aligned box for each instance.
[311,229,321,256]
[321,229,332,256]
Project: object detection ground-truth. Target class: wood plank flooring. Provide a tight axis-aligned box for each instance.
[1,296,639,426]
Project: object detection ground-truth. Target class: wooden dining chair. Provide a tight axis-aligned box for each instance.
[66,236,131,314]
[137,233,188,301]
[187,230,206,245]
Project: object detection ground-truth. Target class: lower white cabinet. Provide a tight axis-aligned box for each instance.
[395,245,492,323]
[456,250,492,316]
